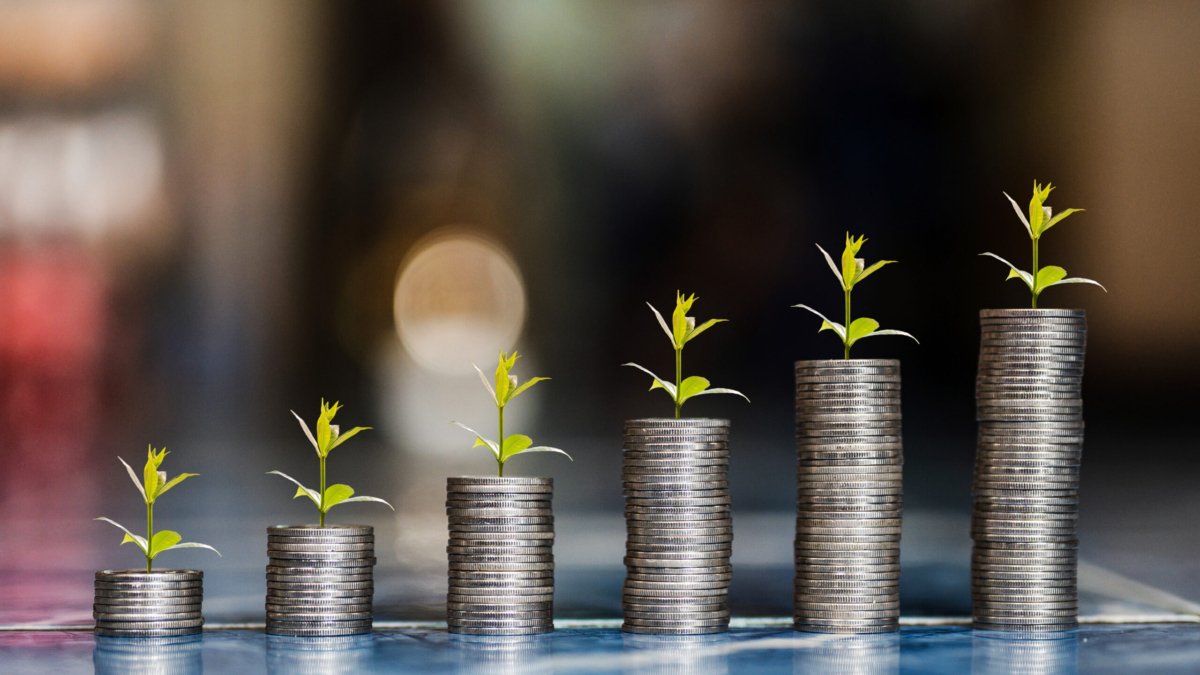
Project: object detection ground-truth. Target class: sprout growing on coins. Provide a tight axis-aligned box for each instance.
[624,291,749,418]
[982,181,1106,308]
[454,351,573,477]
[96,446,220,572]
[269,400,393,527]
[794,233,918,360]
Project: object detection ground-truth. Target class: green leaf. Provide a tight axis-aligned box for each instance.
[846,317,880,347]
[143,447,161,502]
[685,319,726,345]
[291,410,320,454]
[500,434,534,462]
[329,426,370,452]
[1040,275,1108,293]
[148,530,182,558]
[1034,266,1068,294]
[155,473,198,500]
[515,446,574,461]
[316,401,340,454]
[622,362,677,398]
[452,422,501,459]
[494,352,516,405]
[676,376,710,405]
[792,304,846,341]
[672,292,696,348]
[841,234,862,288]
[815,243,845,290]
[322,484,355,510]
[1040,207,1084,236]
[979,252,1034,291]
[267,470,321,507]
[1002,191,1033,238]
[158,541,221,557]
[472,363,498,405]
[337,495,395,510]
[690,387,750,403]
[509,376,550,402]
[117,456,147,503]
[95,517,148,555]
[1029,181,1053,236]
[857,328,920,344]
[855,260,895,286]
[646,302,675,347]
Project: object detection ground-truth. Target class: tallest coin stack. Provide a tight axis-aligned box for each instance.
[972,308,1086,632]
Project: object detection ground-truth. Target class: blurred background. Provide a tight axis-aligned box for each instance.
[0,0,1197,623]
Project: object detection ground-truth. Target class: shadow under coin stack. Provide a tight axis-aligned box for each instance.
[94,569,204,637]
[972,308,1086,632]
[266,525,376,637]
[793,359,903,634]
[446,476,555,635]
[622,418,732,635]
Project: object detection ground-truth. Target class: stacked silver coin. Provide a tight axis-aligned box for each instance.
[793,359,903,634]
[94,569,204,637]
[446,476,555,636]
[622,418,732,635]
[266,525,376,637]
[972,308,1085,632]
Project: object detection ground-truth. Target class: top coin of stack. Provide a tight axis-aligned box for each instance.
[94,569,205,638]
[446,476,555,636]
[265,525,376,637]
[793,359,903,634]
[972,308,1085,632]
[622,418,732,635]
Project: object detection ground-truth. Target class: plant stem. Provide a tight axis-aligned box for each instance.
[498,405,505,478]
[318,455,326,527]
[843,288,852,360]
[1031,236,1040,309]
[146,501,154,573]
[674,348,682,419]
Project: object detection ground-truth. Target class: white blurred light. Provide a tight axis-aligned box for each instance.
[393,228,526,375]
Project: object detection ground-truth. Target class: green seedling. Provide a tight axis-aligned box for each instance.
[624,291,749,418]
[794,232,918,359]
[96,446,220,572]
[269,400,393,527]
[982,180,1106,308]
[454,351,572,477]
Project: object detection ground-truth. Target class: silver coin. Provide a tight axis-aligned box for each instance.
[625,497,732,507]
[624,457,731,467]
[450,561,556,572]
[449,476,551,486]
[626,417,730,427]
[623,429,729,439]
[446,484,553,495]
[96,617,205,629]
[93,599,201,610]
[267,542,376,553]
[95,627,203,638]
[95,569,201,580]
[446,599,554,611]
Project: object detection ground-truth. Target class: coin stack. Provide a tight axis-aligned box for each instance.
[446,476,555,636]
[266,525,376,637]
[93,569,205,637]
[793,359,903,634]
[622,418,732,635]
[972,308,1086,632]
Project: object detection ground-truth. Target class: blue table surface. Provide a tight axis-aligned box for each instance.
[2,624,1200,674]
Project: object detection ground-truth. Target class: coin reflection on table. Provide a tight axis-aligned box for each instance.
[620,632,731,675]
[971,630,1079,675]
[791,632,899,675]
[93,634,202,675]
[265,633,375,675]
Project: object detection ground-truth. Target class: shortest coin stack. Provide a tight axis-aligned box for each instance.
[94,569,204,638]
[266,525,376,637]
[622,418,732,635]
[446,476,555,636]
